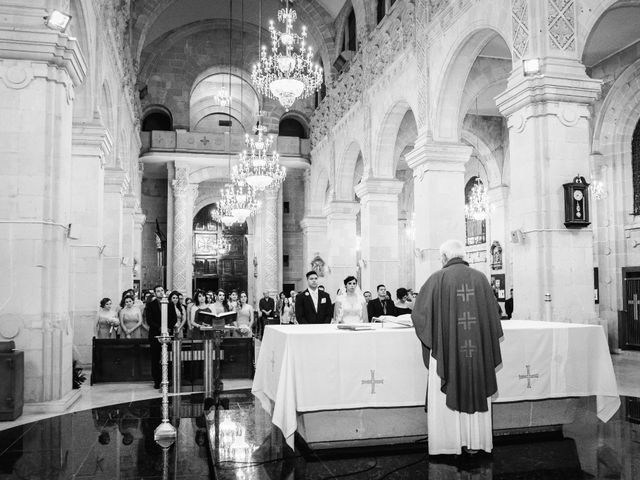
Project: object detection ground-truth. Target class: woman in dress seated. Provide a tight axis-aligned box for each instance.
[119,295,143,338]
[168,290,187,338]
[332,276,367,324]
[96,298,119,338]
[235,291,254,336]
[189,289,211,340]
[395,288,413,316]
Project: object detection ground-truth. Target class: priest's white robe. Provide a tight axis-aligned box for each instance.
[427,356,493,455]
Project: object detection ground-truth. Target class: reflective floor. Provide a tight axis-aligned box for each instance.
[1,389,640,479]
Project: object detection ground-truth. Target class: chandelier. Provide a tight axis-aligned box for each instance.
[216,181,260,226]
[232,124,286,190]
[251,0,323,110]
[216,88,230,108]
[464,178,488,221]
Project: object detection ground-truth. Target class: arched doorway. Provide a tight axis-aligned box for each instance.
[192,204,248,294]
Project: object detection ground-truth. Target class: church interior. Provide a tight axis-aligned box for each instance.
[2,0,640,478]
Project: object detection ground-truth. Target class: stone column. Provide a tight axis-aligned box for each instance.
[121,194,137,290]
[261,188,280,296]
[103,169,127,300]
[133,211,146,287]
[406,140,471,286]
[0,3,86,405]
[487,185,510,283]
[354,178,403,293]
[69,124,112,366]
[324,200,359,295]
[496,59,601,323]
[171,166,198,296]
[300,216,327,283]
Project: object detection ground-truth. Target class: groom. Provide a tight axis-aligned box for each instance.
[295,271,332,324]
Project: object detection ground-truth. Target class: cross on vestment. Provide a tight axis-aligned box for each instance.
[518,364,539,388]
[456,284,475,302]
[628,293,640,321]
[457,311,477,330]
[361,370,384,394]
[460,339,477,358]
[200,136,210,146]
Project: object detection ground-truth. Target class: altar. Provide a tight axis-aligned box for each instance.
[251,321,620,450]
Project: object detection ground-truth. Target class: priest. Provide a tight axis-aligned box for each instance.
[412,239,503,455]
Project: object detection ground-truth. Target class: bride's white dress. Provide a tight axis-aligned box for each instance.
[333,293,366,323]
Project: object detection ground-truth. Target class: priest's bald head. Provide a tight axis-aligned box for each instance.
[440,239,466,266]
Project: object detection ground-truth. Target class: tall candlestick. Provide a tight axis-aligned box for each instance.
[161,295,168,335]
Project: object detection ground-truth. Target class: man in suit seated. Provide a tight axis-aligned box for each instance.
[367,284,397,322]
[295,271,332,324]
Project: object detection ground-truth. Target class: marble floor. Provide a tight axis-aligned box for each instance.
[0,350,638,479]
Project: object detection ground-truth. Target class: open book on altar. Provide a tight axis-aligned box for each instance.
[372,314,413,328]
[198,310,237,327]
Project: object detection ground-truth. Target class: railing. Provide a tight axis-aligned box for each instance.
[140,130,311,157]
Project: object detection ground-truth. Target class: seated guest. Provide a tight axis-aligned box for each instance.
[235,291,254,336]
[363,291,372,303]
[96,298,119,338]
[367,284,397,321]
[332,276,367,324]
[295,271,332,324]
[168,290,186,338]
[119,295,143,338]
[395,288,413,315]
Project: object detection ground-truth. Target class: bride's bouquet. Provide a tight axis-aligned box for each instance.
[108,317,120,335]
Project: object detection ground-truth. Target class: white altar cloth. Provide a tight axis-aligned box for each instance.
[252,320,620,448]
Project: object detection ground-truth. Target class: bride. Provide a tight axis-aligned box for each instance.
[332,276,367,324]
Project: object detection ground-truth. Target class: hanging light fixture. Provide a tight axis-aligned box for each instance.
[216,86,230,108]
[233,122,286,190]
[222,180,260,223]
[465,98,489,221]
[251,0,323,110]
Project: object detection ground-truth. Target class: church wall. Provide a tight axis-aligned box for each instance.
[141,178,168,291]
[282,170,306,292]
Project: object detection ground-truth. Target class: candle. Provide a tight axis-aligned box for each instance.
[161,294,168,335]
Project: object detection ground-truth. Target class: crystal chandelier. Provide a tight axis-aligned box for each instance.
[216,181,260,225]
[232,124,286,190]
[216,88,230,108]
[464,178,488,221]
[251,0,323,110]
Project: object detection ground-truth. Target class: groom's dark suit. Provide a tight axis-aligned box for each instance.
[295,288,332,324]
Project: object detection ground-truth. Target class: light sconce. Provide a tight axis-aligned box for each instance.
[121,256,130,266]
[44,10,72,32]
[522,58,541,76]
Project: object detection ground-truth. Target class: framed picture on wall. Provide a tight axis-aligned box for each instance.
[222,259,233,275]
[490,274,506,302]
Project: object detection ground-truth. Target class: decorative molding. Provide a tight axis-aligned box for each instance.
[547,0,576,51]
[309,1,415,148]
[262,189,279,295]
[415,0,429,128]
[511,0,530,58]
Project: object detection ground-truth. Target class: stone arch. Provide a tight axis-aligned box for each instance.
[278,110,310,138]
[372,100,414,177]
[70,0,95,121]
[308,167,330,215]
[577,0,640,59]
[336,140,364,200]
[460,129,502,188]
[188,166,232,184]
[142,104,173,131]
[433,27,512,142]
[132,0,336,81]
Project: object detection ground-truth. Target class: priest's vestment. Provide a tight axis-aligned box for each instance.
[412,258,503,454]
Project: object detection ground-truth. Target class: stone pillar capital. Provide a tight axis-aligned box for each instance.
[487,185,510,204]
[323,200,359,218]
[72,123,113,167]
[123,194,139,212]
[0,27,87,87]
[134,212,146,230]
[354,177,403,201]
[104,168,129,195]
[496,58,602,121]
[406,138,471,176]
[300,216,327,233]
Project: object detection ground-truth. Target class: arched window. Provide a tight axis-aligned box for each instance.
[279,117,306,138]
[347,9,356,51]
[465,176,486,245]
[142,110,172,131]
[633,119,640,214]
[377,0,386,24]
